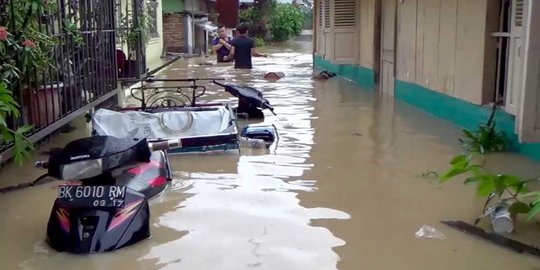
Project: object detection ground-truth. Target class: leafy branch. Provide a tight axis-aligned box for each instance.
[459,101,507,154]
[0,82,34,165]
[439,153,540,222]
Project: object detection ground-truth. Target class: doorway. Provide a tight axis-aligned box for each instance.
[377,0,397,95]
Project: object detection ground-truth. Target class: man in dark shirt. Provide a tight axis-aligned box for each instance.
[223,24,267,69]
[211,25,233,63]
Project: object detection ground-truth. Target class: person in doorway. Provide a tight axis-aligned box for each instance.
[211,25,233,63]
[223,24,267,69]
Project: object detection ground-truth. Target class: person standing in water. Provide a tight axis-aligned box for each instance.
[211,25,233,63]
[223,24,267,69]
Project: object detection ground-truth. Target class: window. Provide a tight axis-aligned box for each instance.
[324,0,330,28]
[514,0,524,26]
[147,0,159,38]
[334,0,356,28]
[329,0,358,64]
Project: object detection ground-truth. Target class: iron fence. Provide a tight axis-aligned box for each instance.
[115,0,148,80]
[0,0,123,161]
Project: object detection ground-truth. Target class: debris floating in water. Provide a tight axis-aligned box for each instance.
[313,70,337,80]
[415,225,447,240]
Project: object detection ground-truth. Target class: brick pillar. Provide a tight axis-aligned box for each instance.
[163,13,186,53]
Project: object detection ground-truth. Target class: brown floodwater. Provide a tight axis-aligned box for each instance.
[1,38,540,269]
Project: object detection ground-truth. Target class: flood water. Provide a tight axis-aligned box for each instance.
[1,38,540,269]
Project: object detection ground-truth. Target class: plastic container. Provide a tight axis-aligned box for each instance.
[490,204,514,234]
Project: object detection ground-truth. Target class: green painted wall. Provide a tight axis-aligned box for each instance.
[163,0,184,13]
[313,55,540,161]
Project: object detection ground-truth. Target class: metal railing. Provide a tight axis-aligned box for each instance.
[0,0,121,162]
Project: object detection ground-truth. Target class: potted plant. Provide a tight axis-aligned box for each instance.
[0,0,57,162]
[0,0,83,162]
[117,8,151,78]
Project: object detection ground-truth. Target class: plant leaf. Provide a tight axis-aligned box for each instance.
[499,175,528,193]
[16,125,34,135]
[520,191,540,199]
[477,178,496,197]
[462,129,476,140]
[464,177,480,185]
[440,165,470,183]
[0,126,14,142]
[509,201,531,216]
[528,202,540,220]
[450,155,467,165]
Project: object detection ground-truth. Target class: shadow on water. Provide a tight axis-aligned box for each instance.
[1,37,540,269]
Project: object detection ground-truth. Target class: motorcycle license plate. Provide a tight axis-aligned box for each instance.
[57,185,126,208]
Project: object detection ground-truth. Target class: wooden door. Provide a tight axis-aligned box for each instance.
[379,0,397,95]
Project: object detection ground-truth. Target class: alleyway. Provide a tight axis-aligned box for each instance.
[0,38,539,269]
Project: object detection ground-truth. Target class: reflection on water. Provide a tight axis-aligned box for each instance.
[1,39,540,269]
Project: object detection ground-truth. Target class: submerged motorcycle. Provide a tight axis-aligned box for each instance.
[35,135,184,253]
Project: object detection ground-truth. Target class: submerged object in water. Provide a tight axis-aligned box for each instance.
[213,80,276,118]
[264,72,285,80]
[313,70,337,80]
[239,137,267,149]
[240,123,279,148]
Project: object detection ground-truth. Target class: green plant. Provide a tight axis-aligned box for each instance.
[240,6,261,26]
[269,3,305,41]
[0,82,34,165]
[240,6,266,38]
[439,153,540,222]
[117,7,152,60]
[460,102,507,153]
[1,0,84,164]
[254,37,265,47]
[1,0,84,82]
[1,1,57,84]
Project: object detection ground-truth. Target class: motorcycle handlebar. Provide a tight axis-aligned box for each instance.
[148,139,182,152]
[212,80,227,87]
[34,139,183,169]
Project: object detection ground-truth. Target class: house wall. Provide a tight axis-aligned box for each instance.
[163,0,184,12]
[396,0,497,105]
[215,0,239,28]
[146,1,165,69]
[163,13,186,52]
[117,0,165,70]
[185,0,208,11]
[358,0,376,69]
[313,0,540,161]
[315,0,497,105]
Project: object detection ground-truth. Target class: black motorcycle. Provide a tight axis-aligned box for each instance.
[34,135,184,253]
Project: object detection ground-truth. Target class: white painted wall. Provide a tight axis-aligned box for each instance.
[117,0,164,70]
[146,0,165,70]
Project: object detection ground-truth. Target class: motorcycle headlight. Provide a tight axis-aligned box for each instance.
[61,158,103,180]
